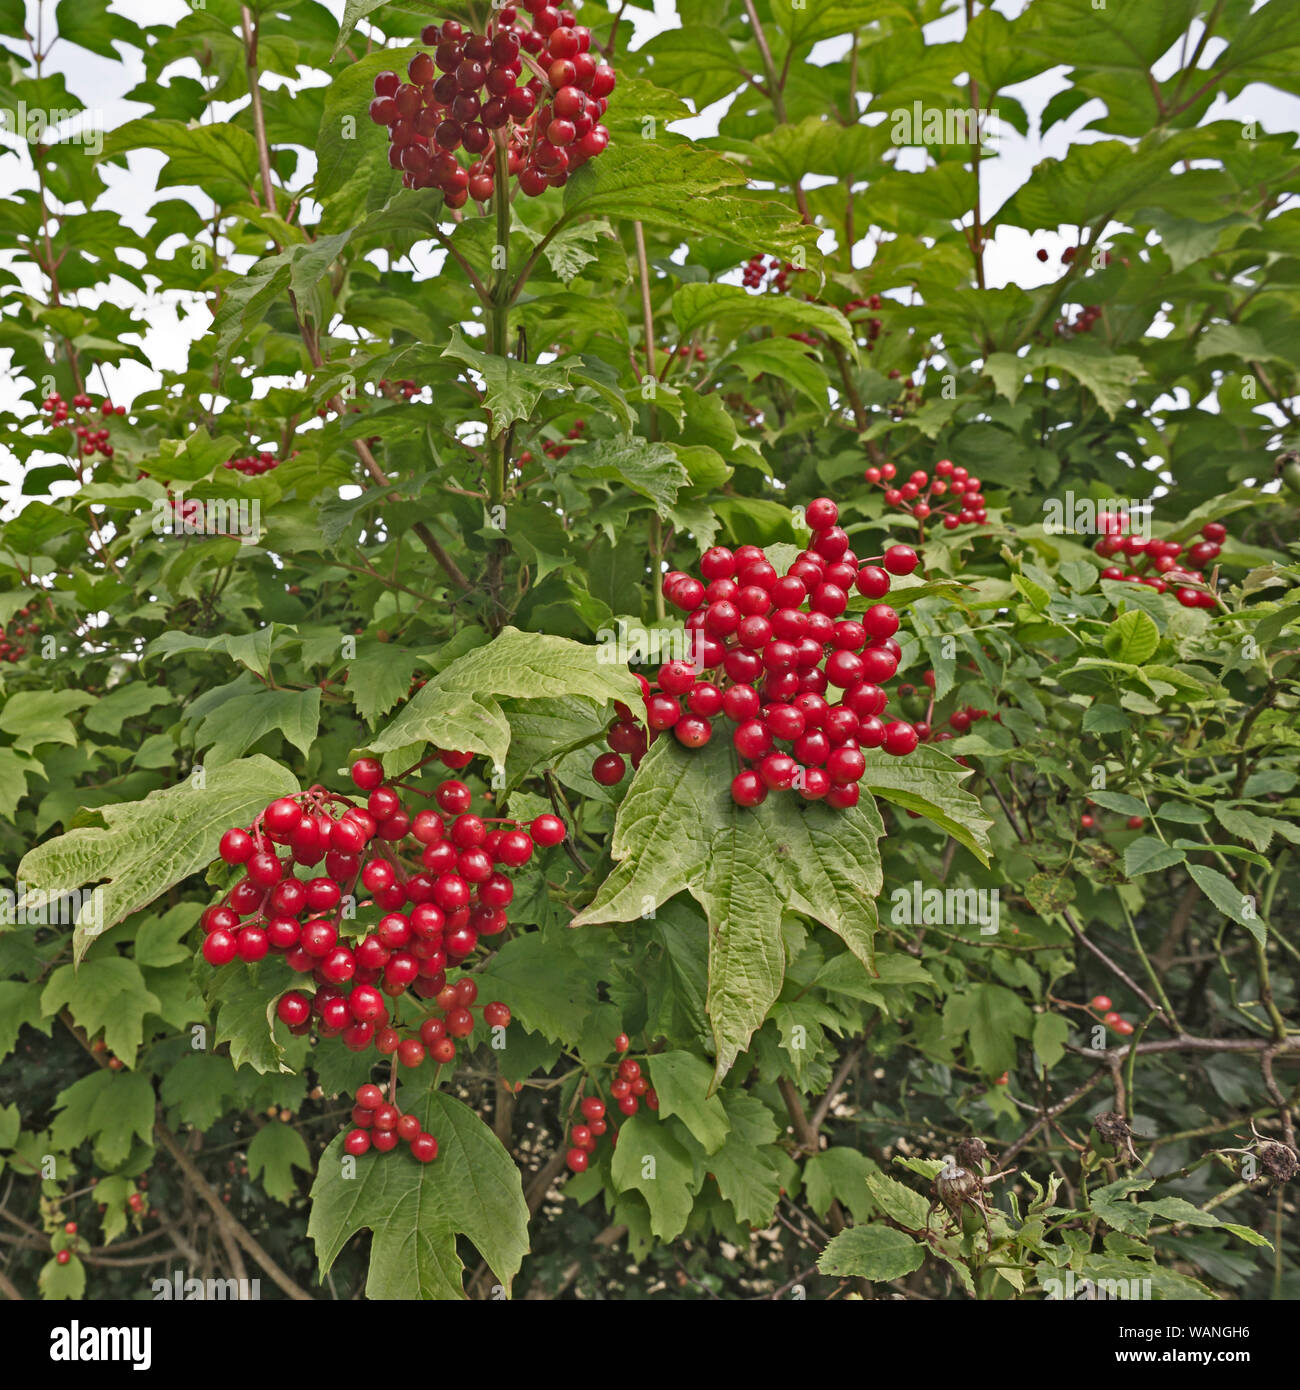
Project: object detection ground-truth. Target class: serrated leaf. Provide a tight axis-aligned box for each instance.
[608,1112,697,1242]
[309,1092,529,1299]
[40,960,161,1067]
[859,746,994,862]
[817,1223,927,1281]
[646,1051,730,1154]
[247,1121,312,1204]
[17,757,299,965]
[49,1070,155,1168]
[1103,609,1159,665]
[1188,864,1267,944]
[1124,837,1187,877]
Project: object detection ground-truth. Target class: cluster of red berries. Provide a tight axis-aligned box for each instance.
[224,451,278,476]
[846,295,885,350]
[609,498,925,808]
[741,254,803,293]
[864,458,986,533]
[565,1036,659,1173]
[1087,994,1134,1037]
[37,391,123,460]
[0,605,36,663]
[368,8,615,208]
[1095,517,1227,608]
[946,704,994,736]
[199,755,565,1080]
[519,417,586,464]
[342,1082,443,1162]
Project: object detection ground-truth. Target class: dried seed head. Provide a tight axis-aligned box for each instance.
[1258,1141,1298,1183]
[1092,1111,1132,1146]
[955,1137,989,1171]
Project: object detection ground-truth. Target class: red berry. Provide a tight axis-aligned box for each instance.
[593,752,626,785]
[202,929,238,966]
[350,757,384,791]
[1090,995,1112,1012]
[881,544,919,576]
[531,813,566,846]
[566,1148,589,1173]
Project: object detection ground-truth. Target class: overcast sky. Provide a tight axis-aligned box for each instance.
[2,0,1296,509]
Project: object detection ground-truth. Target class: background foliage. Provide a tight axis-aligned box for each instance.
[1,0,1298,1301]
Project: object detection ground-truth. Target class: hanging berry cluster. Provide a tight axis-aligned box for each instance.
[224,451,279,476]
[565,1041,659,1172]
[864,458,986,534]
[741,253,803,293]
[1094,517,1226,609]
[0,605,36,664]
[38,391,124,460]
[199,755,567,1163]
[593,498,926,807]
[368,7,615,208]
[518,417,586,465]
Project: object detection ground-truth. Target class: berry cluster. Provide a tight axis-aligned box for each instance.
[741,254,803,293]
[0,605,36,664]
[1087,994,1134,1037]
[1054,303,1102,338]
[368,8,615,208]
[604,498,925,808]
[519,417,586,464]
[565,1036,659,1172]
[864,458,986,534]
[37,391,124,460]
[224,451,279,476]
[199,755,566,1162]
[343,1083,441,1162]
[1095,517,1227,609]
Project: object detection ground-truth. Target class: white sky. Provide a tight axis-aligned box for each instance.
[1,0,1296,510]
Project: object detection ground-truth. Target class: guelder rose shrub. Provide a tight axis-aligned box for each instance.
[0,0,1297,1303]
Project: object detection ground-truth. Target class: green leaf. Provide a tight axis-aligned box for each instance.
[865,1171,931,1230]
[1124,837,1187,877]
[41,960,161,1067]
[1032,1012,1070,1070]
[705,1092,784,1227]
[1188,865,1267,944]
[0,690,95,753]
[608,1112,698,1242]
[159,1054,236,1130]
[49,1070,155,1167]
[368,686,511,768]
[817,1224,927,1281]
[247,1121,312,1204]
[804,1147,876,1222]
[646,1052,730,1154]
[945,983,1033,1075]
[694,819,787,1090]
[1103,609,1159,665]
[672,282,854,353]
[101,119,260,200]
[194,688,321,765]
[442,327,569,436]
[563,137,819,268]
[859,746,994,862]
[571,436,691,516]
[39,1254,86,1300]
[18,756,299,964]
[473,932,599,1048]
[309,1092,529,1299]
[432,625,642,708]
